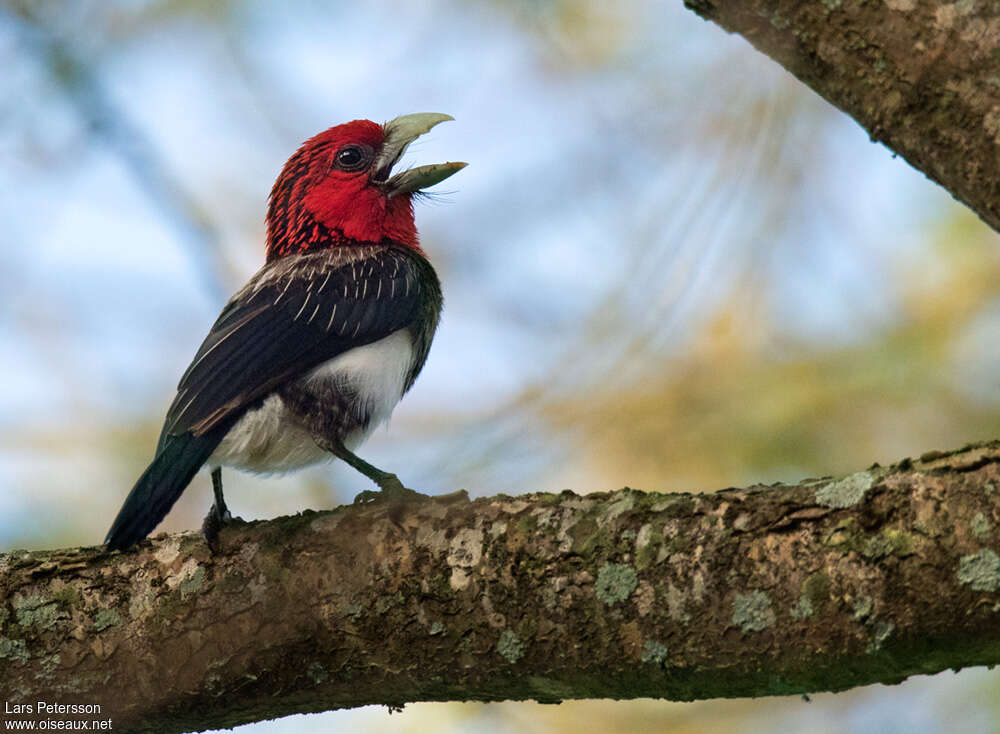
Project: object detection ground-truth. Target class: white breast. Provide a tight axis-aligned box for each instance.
[209,329,415,474]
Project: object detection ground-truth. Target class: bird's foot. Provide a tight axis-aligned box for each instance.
[201,501,234,553]
[352,473,425,505]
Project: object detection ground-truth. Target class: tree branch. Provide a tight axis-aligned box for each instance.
[683,0,1000,233]
[2,442,999,732]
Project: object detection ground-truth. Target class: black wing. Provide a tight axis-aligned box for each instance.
[106,245,439,550]
[160,244,440,449]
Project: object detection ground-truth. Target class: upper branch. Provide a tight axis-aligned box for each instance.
[683,0,1000,232]
[2,442,1000,733]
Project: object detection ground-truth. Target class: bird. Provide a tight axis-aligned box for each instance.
[104,113,466,551]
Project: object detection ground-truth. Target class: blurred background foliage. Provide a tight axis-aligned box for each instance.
[2,0,999,731]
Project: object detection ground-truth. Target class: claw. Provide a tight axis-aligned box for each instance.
[201,501,233,553]
[353,489,382,505]
[352,478,426,505]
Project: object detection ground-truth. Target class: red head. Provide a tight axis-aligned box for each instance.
[265,114,465,261]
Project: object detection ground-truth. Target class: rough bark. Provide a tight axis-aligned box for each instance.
[683,0,1000,233]
[2,442,1000,733]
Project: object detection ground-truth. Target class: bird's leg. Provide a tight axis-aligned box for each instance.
[323,440,424,504]
[201,467,232,551]
[211,467,230,519]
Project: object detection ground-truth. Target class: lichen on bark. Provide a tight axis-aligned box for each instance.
[1,441,999,733]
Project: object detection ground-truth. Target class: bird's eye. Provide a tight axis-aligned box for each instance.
[334,144,371,172]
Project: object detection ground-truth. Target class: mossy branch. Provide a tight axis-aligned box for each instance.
[683,0,1000,233]
[2,442,1000,733]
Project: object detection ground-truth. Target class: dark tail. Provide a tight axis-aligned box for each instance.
[105,431,224,550]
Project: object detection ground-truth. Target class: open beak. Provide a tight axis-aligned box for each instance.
[374,113,467,197]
